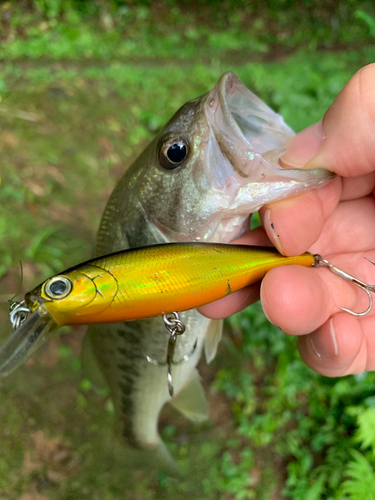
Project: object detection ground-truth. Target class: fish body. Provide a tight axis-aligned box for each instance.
[81,72,332,472]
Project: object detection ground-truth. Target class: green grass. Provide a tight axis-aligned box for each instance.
[1,3,375,499]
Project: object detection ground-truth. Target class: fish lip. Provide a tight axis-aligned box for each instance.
[0,304,58,379]
[214,72,248,144]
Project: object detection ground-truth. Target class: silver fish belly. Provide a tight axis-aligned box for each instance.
[83,72,333,472]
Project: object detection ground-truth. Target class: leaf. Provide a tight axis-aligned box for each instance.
[355,9,375,37]
[342,450,375,500]
[305,473,326,500]
[351,407,375,451]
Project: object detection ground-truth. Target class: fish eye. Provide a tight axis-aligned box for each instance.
[44,276,72,300]
[159,137,189,170]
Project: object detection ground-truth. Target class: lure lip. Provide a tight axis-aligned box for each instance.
[0,304,58,379]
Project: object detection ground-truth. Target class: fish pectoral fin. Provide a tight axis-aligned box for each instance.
[81,330,108,392]
[113,438,182,478]
[204,318,223,364]
[169,369,209,422]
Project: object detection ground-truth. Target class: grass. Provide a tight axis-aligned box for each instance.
[1,2,375,499]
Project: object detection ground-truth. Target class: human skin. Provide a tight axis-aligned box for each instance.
[199,63,375,377]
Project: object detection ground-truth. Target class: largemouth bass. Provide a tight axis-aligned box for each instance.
[80,72,332,473]
[0,72,333,473]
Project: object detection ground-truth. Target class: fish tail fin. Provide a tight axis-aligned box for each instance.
[113,439,182,478]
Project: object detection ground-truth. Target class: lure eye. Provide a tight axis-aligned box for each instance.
[159,137,189,170]
[44,276,72,300]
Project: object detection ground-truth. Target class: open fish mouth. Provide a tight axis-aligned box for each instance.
[210,71,334,184]
[216,72,294,155]
[0,305,58,379]
[201,71,334,219]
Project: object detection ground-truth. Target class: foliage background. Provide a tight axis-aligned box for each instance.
[1,1,375,499]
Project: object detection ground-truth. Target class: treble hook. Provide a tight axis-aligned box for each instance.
[313,255,375,317]
[144,312,197,397]
[6,261,30,331]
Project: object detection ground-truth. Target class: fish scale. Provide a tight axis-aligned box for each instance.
[87,310,207,455]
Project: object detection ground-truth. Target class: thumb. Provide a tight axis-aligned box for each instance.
[281,63,375,178]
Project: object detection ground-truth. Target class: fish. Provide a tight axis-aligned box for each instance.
[0,72,333,474]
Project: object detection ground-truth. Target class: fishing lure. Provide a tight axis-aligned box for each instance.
[1,243,374,394]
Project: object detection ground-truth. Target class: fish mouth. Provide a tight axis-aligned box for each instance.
[215,72,294,155]
[208,71,334,187]
[0,304,58,379]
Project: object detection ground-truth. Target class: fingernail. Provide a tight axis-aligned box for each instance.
[310,318,338,358]
[280,121,324,169]
[263,209,283,254]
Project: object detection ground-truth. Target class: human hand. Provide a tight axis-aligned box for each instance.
[199,64,375,377]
